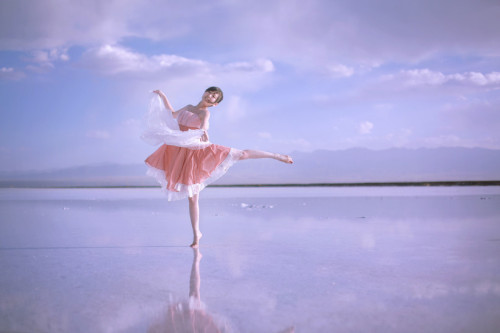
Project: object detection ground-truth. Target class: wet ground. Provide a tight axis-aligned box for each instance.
[1,187,500,332]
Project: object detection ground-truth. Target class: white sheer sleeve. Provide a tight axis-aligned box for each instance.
[141,94,211,149]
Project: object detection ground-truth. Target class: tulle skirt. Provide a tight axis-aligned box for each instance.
[145,143,240,201]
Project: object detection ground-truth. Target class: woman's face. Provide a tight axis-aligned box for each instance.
[202,91,220,106]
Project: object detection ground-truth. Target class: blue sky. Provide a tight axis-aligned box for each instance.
[1,0,499,172]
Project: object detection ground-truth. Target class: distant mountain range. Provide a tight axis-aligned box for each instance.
[1,147,499,187]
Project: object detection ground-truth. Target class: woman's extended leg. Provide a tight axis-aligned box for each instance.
[238,149,293,164]
[188,194,202,248]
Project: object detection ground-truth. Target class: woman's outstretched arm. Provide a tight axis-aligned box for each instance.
[153,90,185,118]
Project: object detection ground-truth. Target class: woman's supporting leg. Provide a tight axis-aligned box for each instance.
[188,193,202,248]
[238,149,293,164]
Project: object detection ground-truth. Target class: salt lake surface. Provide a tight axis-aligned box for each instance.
[1,186,500,332]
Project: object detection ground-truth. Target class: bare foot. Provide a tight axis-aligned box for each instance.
[190,232,203,248]
[274,153,293,164]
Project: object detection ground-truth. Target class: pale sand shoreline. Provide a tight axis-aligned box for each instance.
[1,187,500,332]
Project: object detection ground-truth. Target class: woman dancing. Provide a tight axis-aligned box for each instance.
[143,87,293,248]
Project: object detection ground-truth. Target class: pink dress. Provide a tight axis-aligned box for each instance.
[145,109,240,201]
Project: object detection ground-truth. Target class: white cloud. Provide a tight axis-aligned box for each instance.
[0,67,25,80]
[29,49,69,63]
[463,72,500,86]
[401,69,447,86]
[225,59,275,73]
[384,69,500,87]
[22,48,69,73]
[0,0,191,50]
[328,64,354,78]
[153,54,207,69]
[3,0,499,68]
[81,45,181,75]
[220,0,500,68]
[81,44,275,78]
[359,121,374,135]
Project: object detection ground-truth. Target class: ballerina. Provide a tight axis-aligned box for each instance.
[143,87,293,248]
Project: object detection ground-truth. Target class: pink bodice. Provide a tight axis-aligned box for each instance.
[177,110,201,130]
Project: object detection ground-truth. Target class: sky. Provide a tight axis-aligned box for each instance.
[1,0,499,172]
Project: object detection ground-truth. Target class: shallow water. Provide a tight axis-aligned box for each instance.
[1,187,500,332]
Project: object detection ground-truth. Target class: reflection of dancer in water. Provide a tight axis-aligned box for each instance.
[148,249,295,333]
[148,248,224,332]
[143,87,293,248]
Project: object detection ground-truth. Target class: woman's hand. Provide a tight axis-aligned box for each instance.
[201,131,209,142]
[152,90,175,113]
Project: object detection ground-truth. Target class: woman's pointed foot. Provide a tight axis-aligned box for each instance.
[190,232,203,248]
[275,153,293,164]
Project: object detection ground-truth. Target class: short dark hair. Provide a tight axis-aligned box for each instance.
[205,86,223,103]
